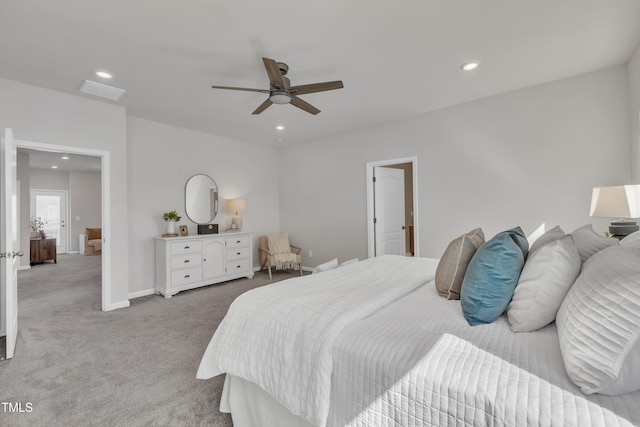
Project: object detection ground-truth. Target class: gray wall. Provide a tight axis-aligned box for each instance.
[29,168,103,253]
[630,43,640,183]
[69,171,102,252]
[0,77,129,310]
[126,117,281,296]
[278,65,631,266]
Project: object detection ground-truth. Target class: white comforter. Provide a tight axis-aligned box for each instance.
[197,255,438,427]
[327,277,640,427]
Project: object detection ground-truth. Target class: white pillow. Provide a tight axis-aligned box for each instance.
[528,225,565,255]
[507,236,580,332]
[339,258,359,267]
[570,224,618,263]
[311,258,338,274]
[621,230,640,249]
[556,245,640,395]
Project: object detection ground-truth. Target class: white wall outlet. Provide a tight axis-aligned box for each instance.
[308,250,313,258]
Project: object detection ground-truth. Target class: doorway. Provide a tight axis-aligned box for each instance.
[14,138,111,312]
[30,189,69,254]
[366,156,419,258]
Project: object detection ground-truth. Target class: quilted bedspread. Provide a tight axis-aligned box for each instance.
[197,255,439,427]
[327,280,640,427]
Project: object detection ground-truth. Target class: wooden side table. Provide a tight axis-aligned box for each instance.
[30,238,57,266]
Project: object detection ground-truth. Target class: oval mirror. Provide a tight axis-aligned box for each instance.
[185,174,218,224]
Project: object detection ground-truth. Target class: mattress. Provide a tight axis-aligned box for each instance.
[206,257,640,426]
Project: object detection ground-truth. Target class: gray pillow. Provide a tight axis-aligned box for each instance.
[570,224,619,263]
[529,225,565,255]
[435,228,484,300]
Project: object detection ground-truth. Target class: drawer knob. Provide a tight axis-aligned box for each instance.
[237,252,241,255]
[236,240,241,244]
[184,259,190,263]
[184,274,190,278]
[184,246,190,249]
[236,265,241,268]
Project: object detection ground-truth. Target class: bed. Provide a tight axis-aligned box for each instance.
[196,228,640,427]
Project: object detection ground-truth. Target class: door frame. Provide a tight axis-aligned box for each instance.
[366,156,419,258]
[30,188,70,254]
[15,138,112,312]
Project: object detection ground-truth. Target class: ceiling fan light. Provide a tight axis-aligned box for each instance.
[270,92,291,105]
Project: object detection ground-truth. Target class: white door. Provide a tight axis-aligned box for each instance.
[31,189,68,253]
[374,166,406,256]
[1,129,22,359]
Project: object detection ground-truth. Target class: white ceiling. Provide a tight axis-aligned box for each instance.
[19,148,101,172]
[1,1,639,147]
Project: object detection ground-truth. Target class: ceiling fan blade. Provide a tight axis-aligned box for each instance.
[290,96,321,115]
[262,57,286,89]
[211,85,270,94]
[290,80,344,95]
[252,98,273,115]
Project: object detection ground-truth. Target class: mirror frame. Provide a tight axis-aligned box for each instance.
[185,174,218,224]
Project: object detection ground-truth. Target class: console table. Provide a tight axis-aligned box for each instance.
[154,231,254,298]
[30,238,57,266]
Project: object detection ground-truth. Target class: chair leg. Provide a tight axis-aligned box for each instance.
[268,266,272,280]
[299,264,303,276]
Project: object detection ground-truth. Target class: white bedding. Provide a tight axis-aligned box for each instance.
[199,255,640,427]
[197,255,438,427]
[327,270,640,426]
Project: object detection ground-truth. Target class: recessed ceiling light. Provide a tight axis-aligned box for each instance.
[61,155,70,160]
[96,70,113,79]
[461,61,480,71]
[276,125,285,131]
[51,165,59,169]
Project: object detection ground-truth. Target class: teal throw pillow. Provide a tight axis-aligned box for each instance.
[460,226,529,326]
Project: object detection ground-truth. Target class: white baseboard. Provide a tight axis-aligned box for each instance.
[129,288,157,299]
[18,265,31,271]
[104,300,130,311]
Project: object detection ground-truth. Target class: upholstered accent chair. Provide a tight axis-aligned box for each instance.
[258,232,303,280]
[80,227,102,255]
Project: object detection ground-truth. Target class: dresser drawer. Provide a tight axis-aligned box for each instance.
[170,241,202,255]
[226,259,251,274]
[226,247,249,261]
[171,267,202,286]
[170,253,202,270]
[226,235,250,249]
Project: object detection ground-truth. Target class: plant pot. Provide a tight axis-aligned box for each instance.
[166,220,176,235]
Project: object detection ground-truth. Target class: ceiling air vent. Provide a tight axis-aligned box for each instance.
[79,80,126,101]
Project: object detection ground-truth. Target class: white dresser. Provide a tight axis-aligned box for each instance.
[154,231,254,298]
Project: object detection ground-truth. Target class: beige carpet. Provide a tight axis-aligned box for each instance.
[0,254,302,426]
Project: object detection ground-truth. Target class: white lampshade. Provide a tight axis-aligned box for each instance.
[227,198,246,231]
[590,185,640,218]
[227,198,246,214]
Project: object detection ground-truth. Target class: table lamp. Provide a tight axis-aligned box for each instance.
[590,185,640,238]
[227,198,246,231]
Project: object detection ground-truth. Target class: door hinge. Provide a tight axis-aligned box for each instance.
[373,218,377,224]
[373,176,376,182]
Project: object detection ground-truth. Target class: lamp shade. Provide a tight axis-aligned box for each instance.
[590,185,640,218]
[227,198,246,214]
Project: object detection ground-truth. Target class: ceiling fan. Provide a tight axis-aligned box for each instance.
[211,57,344,115]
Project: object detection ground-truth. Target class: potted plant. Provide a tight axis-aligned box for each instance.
[30,216,48,238]
[162,210,182,235]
